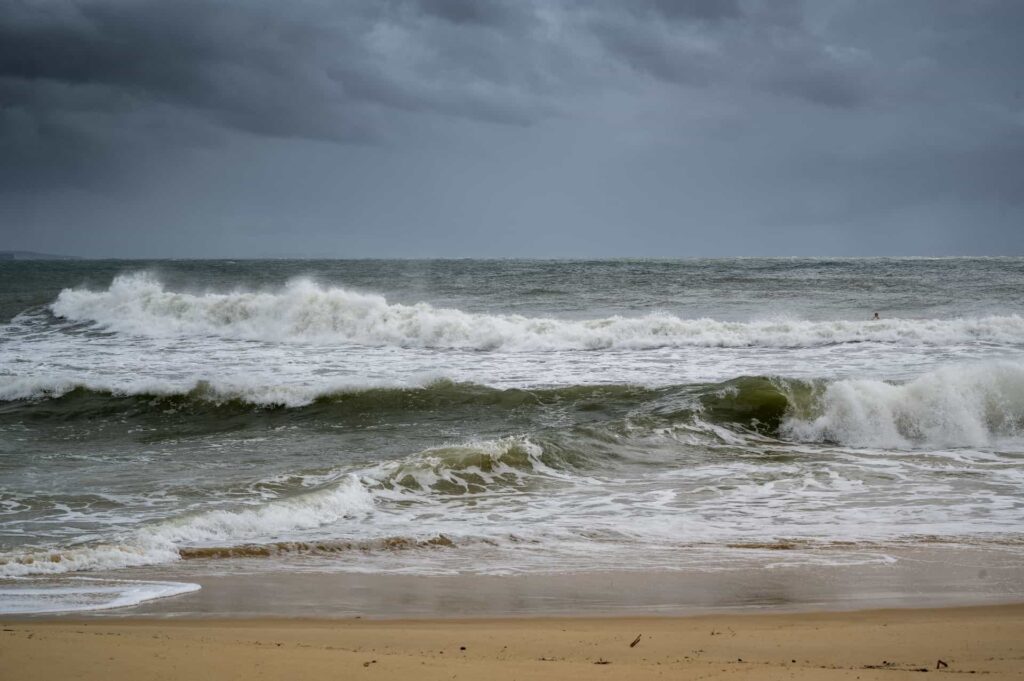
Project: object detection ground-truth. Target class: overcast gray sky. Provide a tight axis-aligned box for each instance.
[1,0,1022,257]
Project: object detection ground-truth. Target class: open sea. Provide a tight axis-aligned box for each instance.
[1,258,1023,614]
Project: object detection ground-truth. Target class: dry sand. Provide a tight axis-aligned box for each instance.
[3,604,1023,680]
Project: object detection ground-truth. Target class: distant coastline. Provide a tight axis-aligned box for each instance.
[0,251,81,260]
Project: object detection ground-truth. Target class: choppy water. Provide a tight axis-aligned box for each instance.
[2,259,1023,613]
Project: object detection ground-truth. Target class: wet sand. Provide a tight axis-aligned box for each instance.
[60,543,1024,619]
[3,604,1023,680]
[4,547,1023,679]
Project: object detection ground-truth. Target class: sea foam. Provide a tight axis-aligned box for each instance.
[0,475,375,577]
[781,361,1024,448]
[50,273,1024,350]
[0,578,200,614]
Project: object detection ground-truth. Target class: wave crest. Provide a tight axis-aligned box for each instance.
[368,437,560,495]
[5,364,1024,450]
[781,361,1024,448]
[50,273,1024,350]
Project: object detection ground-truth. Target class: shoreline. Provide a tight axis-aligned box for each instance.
[4,604,1023,680]
[4,542,1021,620]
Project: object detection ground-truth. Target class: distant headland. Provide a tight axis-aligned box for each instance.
[0,251,82,260]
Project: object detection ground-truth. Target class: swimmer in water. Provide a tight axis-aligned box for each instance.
[872,312,880,320]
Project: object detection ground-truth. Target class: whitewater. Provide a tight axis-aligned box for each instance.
[1,258,1023,613]
[48,272,1024,350]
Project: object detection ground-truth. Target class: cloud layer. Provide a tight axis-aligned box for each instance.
[1,0,1022,255]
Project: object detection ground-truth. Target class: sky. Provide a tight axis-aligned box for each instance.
[1,0,1022,258]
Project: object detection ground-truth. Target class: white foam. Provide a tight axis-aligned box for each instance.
[364,436,560,493]
[782,361,1024,448]
[147,474,375,544]
[50,273,1024,351]
[0,475,376,577]
[0,373,434,407]
[0,545,181,578]
[0,578,200,614]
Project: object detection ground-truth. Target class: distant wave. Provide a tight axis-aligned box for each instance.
[50,273,1024,350]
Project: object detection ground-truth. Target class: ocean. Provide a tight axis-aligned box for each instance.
[1,258,1023,614]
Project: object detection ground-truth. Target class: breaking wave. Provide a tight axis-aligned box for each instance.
[0,375,660,412]
[3,361,1024,577]
[0,475,376,577]
[0,373,430,408]
[50,273,1024,350]
[366,437,567,494]
[0,439,552,578]
[3,358,1024,578]
[781,361,1024,449]
[4,363,1024,450]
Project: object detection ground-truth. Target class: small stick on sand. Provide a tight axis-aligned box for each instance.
[630,634,642,648]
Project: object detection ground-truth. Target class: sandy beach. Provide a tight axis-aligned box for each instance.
[3,604,1023,680]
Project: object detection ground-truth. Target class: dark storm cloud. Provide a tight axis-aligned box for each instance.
[0,0,554,189]
[642,0,742,22]
[0,0,876,164]
[413,0,525,27]
[1,0,1022,255]
[588,0,870,108]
